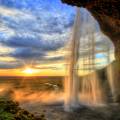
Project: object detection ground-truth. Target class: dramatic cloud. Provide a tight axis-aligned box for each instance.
[1,35,65,51]
[10,48,45,59]
[0,0,115,70]
[0,61,22,69]
[0,1,73,69]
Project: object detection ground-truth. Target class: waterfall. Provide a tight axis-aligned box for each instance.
[79,27,105,106]
[106,62,115,101]
[64,8,81,111]
[79,72,105,106]
[64,7,107,111]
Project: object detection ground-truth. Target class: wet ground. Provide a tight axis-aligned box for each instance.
[1,77,120,120]
[21,103,120,120]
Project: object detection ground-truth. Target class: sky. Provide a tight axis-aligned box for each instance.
[0,0,115,76]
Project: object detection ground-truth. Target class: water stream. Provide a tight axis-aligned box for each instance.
[64,8,106,111]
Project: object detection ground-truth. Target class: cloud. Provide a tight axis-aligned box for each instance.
[0,2,115,70]
[0,5,73,66]
[0,61,22,69]
[44,55,64,62]
[1,35,65,51]
[0,5,73,48]
[9,48,45,59]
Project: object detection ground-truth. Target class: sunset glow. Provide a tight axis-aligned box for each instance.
[22,68,37,75]
[23,68,33,74]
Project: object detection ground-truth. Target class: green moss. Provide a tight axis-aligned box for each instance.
[0,112,14,120]
[0,99,35,120]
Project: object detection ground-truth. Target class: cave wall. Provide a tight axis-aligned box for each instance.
[61,0,120,102]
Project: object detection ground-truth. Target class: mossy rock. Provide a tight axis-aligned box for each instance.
[0,98,46,120]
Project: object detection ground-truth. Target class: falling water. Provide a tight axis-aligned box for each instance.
[79,72,105,106]
[64,8,105,111]
[107,62,116,101]
[64,8,81,111]
[79,26,105,106]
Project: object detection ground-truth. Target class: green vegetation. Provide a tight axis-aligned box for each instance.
[0,98,46,120]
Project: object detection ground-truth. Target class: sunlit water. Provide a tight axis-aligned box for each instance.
[64,8,106,111]
[64,8,81,111]
[79,72,105,106]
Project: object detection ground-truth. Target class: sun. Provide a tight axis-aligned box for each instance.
[23,68,34,74]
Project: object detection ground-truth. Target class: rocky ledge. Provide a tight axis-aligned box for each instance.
[0,98,46,120]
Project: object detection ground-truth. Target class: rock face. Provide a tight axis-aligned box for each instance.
[61,0,120,102]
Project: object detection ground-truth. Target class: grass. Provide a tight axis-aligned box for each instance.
[0,98,46,120]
